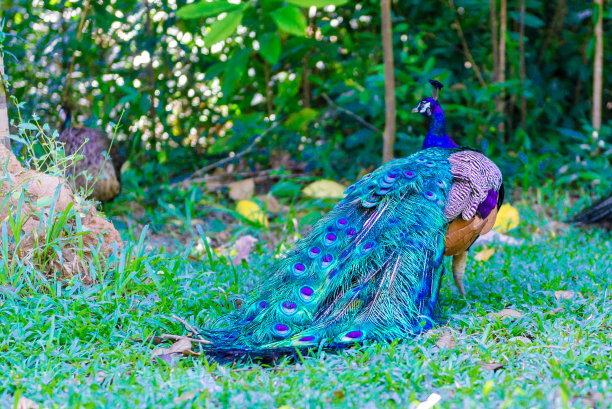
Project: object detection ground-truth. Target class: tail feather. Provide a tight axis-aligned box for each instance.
[201,148,456,355]
[569,194,612,225]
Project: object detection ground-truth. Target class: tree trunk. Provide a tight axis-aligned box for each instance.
[592,0,603,132]
[302,55,311,109]
[380,0,396,163]
[145,0,157,147]
[0,52,10,149]
[495,0,506,139]
[519,0,526,130]
[489,0,499,81]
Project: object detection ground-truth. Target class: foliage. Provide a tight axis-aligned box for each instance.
[0,0,610,199]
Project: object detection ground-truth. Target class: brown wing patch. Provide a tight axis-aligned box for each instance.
[444,206,498,256]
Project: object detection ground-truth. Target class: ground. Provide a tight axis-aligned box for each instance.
[1,196,610,409]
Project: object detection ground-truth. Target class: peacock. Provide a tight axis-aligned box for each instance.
[568,193,612,228]
[58,106,122,202]
[199,80,504,357]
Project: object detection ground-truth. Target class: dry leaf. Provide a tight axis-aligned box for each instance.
[488,308,522,319]
[302,180,347,199]
[509,336,532,345]
[151,337,196,364]
[16,396,39,409]
[256,194,284,214]
[554,290,580,300]
[582,392,604,408]
[474,247,496,262]
[232,235,258,265]
[435,331,457,349]
[479,362,505,371]
[333,390,345,400]
[228,178,255,201]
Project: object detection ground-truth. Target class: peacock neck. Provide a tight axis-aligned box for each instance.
[422,105,458,150]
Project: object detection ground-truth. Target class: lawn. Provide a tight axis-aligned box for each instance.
[1,196,610,409]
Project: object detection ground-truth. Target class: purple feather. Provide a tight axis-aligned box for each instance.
[476,189,498,218]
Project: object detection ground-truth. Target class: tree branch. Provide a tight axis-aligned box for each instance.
[321,93,381,134]
[448,0,487,87]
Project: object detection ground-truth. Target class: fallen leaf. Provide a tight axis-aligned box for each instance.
[435,331,457,349]
[479,362,505,371]
[333,390,345,400]
[509,336,532,345]
[554,290,580,300]
[256,194,284,214]
[582,391,604,408]
[16,396,39,409]
[228,178,255,201]
[236,200,269,227]
[151,337,198,365]
[474,247,496,262]
[232,235,258,265]
[415,393,442,409]
[234,299,244,310]
[493,203,520,233]
[488,308,522,319]
[302,180,347,199]
[547,307,565,315]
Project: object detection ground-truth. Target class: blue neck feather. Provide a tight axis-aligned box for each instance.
[422,104,458,150]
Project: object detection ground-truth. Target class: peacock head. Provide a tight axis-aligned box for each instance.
[412,79,444,119]
[411,97,437,119]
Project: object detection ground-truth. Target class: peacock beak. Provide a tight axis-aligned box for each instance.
[411,106,419,113]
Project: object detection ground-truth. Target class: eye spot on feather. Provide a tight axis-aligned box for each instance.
[426,161,435,167]
[360,241,376,254]
[281,301,298,315]
[404,170,416,179]
[259,301,269,309]
[293,263,307,275]
[308,247,320,258]
[324,233,337,245]
[416,158,426,163]
[321,254,333,268]
[437,180,446,188]
[274,323,290,337]
[346,228,357,236]
[336,218,348,228]
[424,191,437,201]
[298,335,316,342]
[300,286,314,301]
[341,330,363,342]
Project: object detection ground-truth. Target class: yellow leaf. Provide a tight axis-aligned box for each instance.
[302,180,347,199]
[236,200,269,227]
[493,203,520,233]
[474,247,496,261]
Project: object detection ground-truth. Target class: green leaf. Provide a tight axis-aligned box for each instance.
[270,181,301,198]
[270,5,307,37]
[204,10,244,46]
[258,33,281,65]
[286,0,349,6]
[222,48,251,99]
[176,1,243,19]
[284,108,320,130]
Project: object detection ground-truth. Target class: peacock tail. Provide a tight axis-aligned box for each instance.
[201,147,461,353]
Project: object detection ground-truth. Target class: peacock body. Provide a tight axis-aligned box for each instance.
[200,81,503,356]
[58,106,122,202]
[569,193,612,228]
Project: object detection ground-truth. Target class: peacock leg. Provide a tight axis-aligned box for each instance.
[451,251,468,297]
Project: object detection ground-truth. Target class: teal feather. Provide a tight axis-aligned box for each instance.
[201,147,462,355]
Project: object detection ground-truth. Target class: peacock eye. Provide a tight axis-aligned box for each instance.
[426,108,431,115]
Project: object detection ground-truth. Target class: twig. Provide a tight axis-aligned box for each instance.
[170,314,209,343]
[172,120,282,189]
[321,94,381,134]
[161,334,212,345]
[447,0,487,87]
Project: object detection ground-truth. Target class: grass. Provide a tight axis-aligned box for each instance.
[0,187,610,409]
